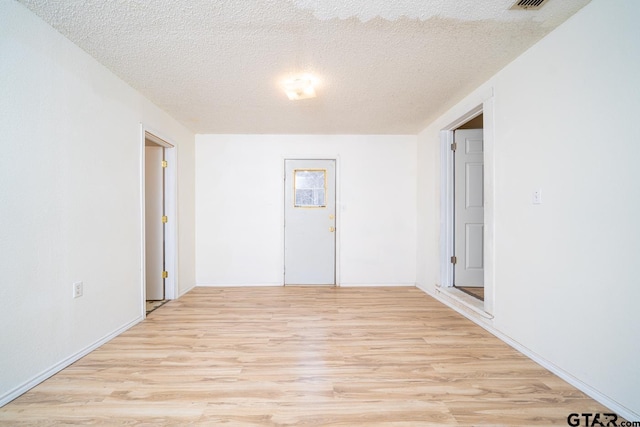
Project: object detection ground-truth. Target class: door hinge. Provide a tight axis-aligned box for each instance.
[450,256,457,264]
[161,160,168,168]
[451,143,457,151]
[161,215,168,223]
[162,271,168,279]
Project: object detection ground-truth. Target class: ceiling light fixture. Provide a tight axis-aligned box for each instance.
[283,75,317,100]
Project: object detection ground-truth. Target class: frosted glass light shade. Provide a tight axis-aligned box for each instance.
[283,76,317,100]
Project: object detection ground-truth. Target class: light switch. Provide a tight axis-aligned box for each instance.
[533,189,542,205]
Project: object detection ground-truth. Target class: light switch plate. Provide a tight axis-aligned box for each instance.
[533,189,543,205]
[73,281,83,298]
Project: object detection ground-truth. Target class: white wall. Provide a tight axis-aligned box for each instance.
[0,1,195,405]
[417,0,640,417]
[196,135,417,286]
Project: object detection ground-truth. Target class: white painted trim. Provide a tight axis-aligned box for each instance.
[176,283,196,298]
[481,97,496,315]
[443,104,484,130]
[335,157,341,287]
[197,283,283,287]
[438,99,495,316]
[139,131,147,317]
[140,125,179,310]
[282,156,341,287]
[163,146,178,300]
[195,283,415,288]
[340,283,416,287]
[432,285,493,319]
[0,316,143,407]
[144,131,174,148]
[439,129,455,289]
[417,284,639,422]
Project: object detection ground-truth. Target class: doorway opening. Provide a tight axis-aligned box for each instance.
[439,99,494,316]
[142,129,176,315]
[453,116,484,301]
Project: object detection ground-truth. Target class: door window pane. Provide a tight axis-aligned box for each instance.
[294,170,326,207]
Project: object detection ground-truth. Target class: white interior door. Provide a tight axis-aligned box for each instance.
[284,159,336,285]
[145,145,165,300]
[454,129,484,287]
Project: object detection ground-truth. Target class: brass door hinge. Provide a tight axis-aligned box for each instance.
[451,143,457,151]
[451,256,457,264]
[161,160,168,168]
[162,271,168,279]
[161,215,168,223]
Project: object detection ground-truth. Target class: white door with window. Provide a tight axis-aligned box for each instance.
[454,129,484,287]
[284,159,336,285]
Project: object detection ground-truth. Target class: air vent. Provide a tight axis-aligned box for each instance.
[510,0,548,10]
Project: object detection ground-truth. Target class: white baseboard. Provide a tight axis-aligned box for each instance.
[196,283,416,288]
[196,283,283,287]
[177,283,196,297]
[339,283,415,287]
[416,284,639,422]
[0,315,143,408]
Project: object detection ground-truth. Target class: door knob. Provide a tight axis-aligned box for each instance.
[329,227,335,232]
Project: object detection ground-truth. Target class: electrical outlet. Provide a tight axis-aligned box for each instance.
[73,281,83,298]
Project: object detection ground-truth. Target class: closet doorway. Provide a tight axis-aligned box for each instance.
[143,130,176,315]
[439,100,495,315]
[453,117,484,301]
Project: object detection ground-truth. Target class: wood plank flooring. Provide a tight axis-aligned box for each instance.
[145,299,168,315]
[456,286,484,301]
[0,287,613,426]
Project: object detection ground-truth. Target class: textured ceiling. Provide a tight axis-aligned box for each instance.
[17,0,591,134]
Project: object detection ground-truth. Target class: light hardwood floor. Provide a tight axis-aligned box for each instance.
[0,287,613,426]
[455,286,484,301]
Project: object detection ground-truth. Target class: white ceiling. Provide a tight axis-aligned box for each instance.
[18,0,591,134]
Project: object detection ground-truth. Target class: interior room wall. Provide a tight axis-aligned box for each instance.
[417,0,640,417]
[0,1,196,405]
[195,134,417,287]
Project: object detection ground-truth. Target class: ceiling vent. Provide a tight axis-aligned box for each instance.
[510,0,549,10]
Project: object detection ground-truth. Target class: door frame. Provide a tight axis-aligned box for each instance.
[140,125,178,315]
[439,98,495,314]
[281,156,340,287]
